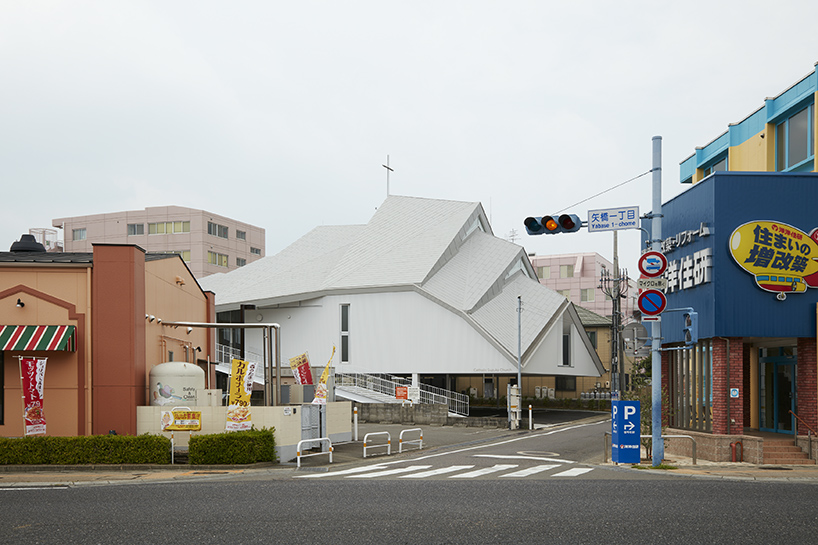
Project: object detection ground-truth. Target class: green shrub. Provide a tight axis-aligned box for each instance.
[0,434,171,465]
[188,427,277,465]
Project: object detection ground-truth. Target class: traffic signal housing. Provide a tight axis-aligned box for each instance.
[683,311,698,347]
[523,214,582,235]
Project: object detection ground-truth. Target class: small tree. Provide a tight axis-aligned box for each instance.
[622,355,672,459]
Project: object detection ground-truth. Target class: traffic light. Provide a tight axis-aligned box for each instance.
[523,214,582,235]
[683,311,698,347]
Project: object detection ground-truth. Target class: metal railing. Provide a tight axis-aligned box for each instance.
[363,432,391,458]
[399,428,423,453]
[335,372,469,416]
[296,438,333,468]
[215,343,265,383]
[603,432,697,464]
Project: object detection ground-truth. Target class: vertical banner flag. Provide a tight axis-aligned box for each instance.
[312,346,335,405]
[288,352,314,385]
[20,357,47,435]
[226,358,256,431]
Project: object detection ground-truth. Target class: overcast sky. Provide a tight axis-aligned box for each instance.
[2,1,818,271]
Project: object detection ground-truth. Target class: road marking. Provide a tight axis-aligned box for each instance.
[399,465,475,479]
[294,464,388,478]
[499,464,560,478]
[552,467,594,477]
[449,464,518,479]
[346,465,432,478]
[474,454,574,464]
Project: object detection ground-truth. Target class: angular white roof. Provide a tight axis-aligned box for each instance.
[201,195,603,374]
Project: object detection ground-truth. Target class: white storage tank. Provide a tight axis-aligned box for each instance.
[150,362,205,406]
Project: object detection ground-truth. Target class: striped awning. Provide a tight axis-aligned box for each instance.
[0,325,76,352]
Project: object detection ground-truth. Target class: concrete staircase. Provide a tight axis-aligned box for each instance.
[763,438,815,465]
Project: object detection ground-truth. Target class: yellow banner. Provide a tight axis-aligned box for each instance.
[312,346,335,405]
[226,358,256,431]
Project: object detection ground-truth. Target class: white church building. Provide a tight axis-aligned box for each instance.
[200,196,604,399]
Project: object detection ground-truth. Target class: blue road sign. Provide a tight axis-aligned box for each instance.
[612,400,641,464]
[637,289,667,316]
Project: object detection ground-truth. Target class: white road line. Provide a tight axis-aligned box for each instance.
[474,454,574,464]
[294,465,389,478]
[400,419,610,463]
[399,465,475,479]
[449,464,518,479]
[499,464,561,478]
[346,465,432,478]
[551,467,594,477]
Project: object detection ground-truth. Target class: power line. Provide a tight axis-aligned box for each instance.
[556,170,652,214]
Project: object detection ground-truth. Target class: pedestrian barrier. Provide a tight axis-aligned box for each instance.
[296,438,333,468]
[399,428,423,453]
[603,432,697,465]
[363,431,391,458]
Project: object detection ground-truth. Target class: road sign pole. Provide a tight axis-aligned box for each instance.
[651,136,664,467]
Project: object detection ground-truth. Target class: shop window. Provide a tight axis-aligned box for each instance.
[777,103,814,171]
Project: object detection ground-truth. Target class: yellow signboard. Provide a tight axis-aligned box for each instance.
[730,221,818,296]
[161,409,202,431]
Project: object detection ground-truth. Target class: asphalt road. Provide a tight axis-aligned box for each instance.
[1,478,816,544]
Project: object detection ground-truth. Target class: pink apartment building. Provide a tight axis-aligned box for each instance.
[53,206,265,278]
[528,252,636,319]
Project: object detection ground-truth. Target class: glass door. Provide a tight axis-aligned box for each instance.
[759,347,796,434]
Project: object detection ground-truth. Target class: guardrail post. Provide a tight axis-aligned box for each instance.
[354,406,358,442]
[296,438,333,468]
[399,428,423,453]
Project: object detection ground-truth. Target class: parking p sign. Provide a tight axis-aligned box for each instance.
[611,400,641,464]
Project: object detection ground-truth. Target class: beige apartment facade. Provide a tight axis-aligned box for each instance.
[53,206,265,278]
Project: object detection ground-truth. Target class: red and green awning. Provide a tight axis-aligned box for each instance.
[0,325,76,352]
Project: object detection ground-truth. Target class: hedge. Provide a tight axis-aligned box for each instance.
[188,427,277,465]
[0,434,171,465]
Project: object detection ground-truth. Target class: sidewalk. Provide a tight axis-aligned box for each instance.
[1,419,817,485]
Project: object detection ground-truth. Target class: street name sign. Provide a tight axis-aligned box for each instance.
[587,206,640,232]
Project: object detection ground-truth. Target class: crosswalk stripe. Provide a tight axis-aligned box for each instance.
[499,464,560,478]
[449,464,518,479]
[399,465,475,479]
[295,465,389,478]
[552,467,594,477]
[346,465,432,478]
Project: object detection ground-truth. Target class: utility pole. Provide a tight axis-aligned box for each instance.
[599,243,628,399]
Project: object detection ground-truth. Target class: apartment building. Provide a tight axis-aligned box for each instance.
[53,206,265,278]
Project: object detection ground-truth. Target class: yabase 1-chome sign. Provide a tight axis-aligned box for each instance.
[730,221,818,297]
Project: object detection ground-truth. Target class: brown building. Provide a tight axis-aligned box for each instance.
[0,236,215,437]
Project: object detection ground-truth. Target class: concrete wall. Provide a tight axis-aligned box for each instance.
[137,401,352,462]
[353,402,449,426]
[665,428,765,463]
